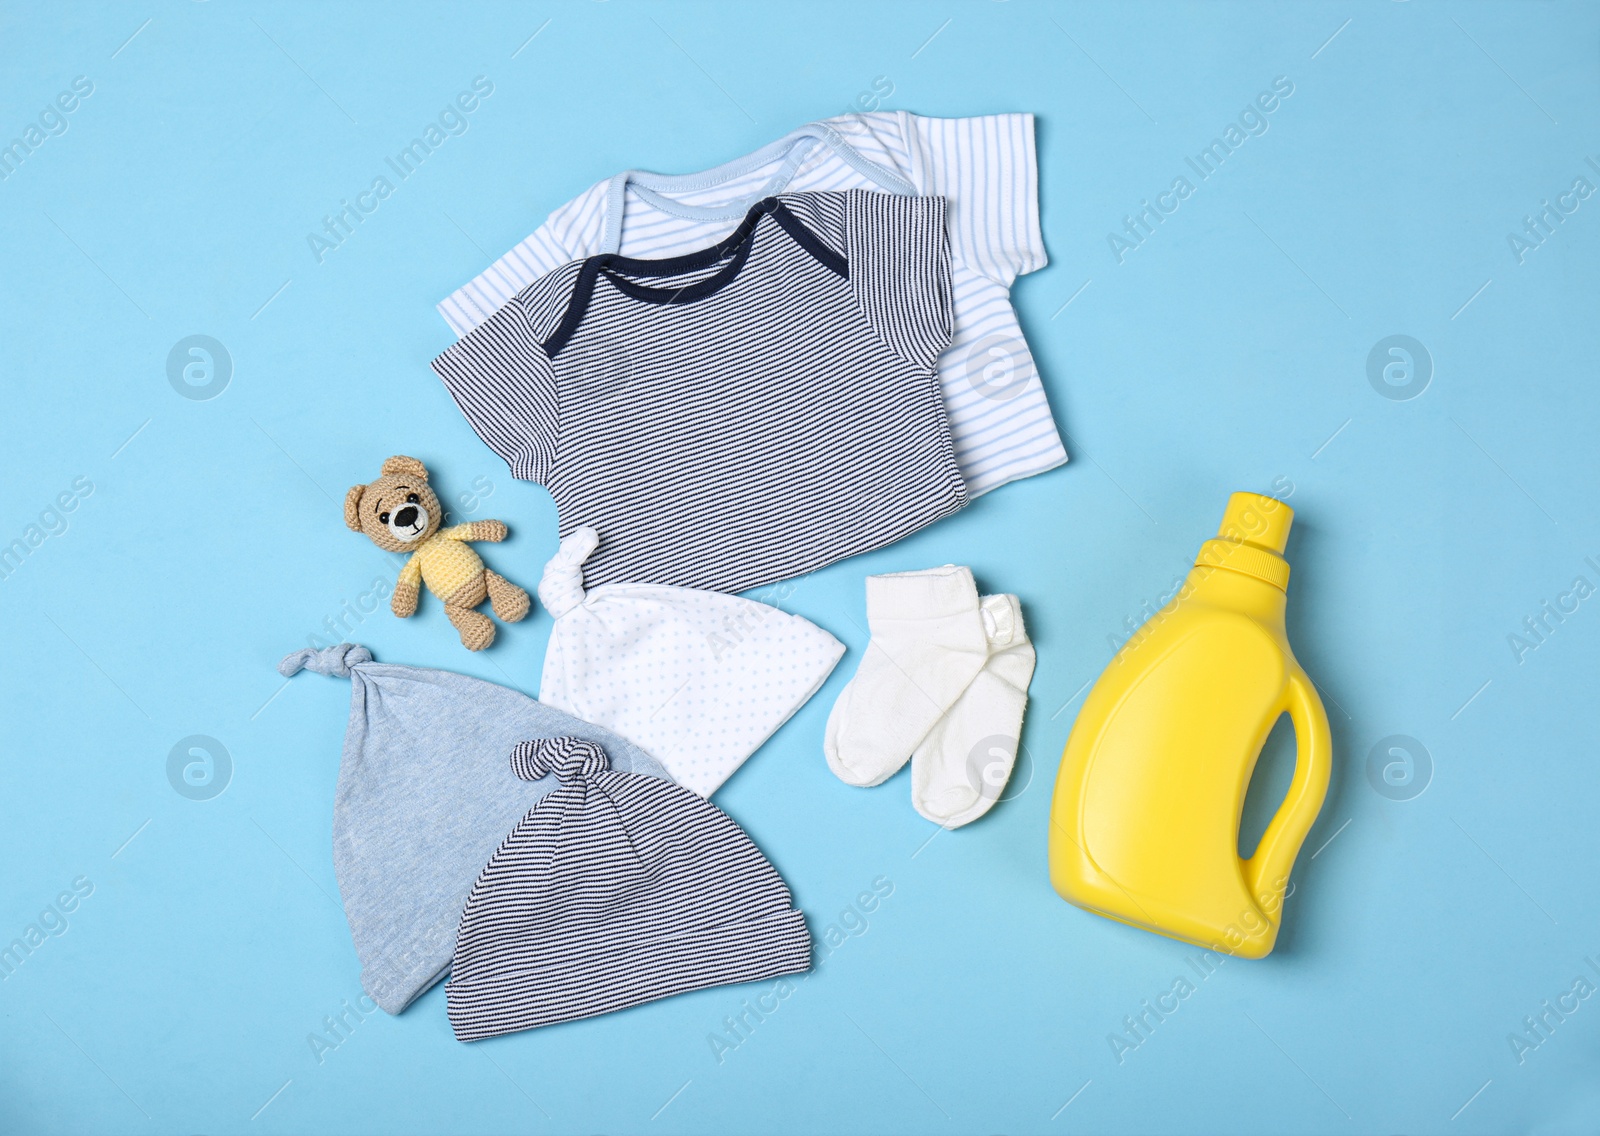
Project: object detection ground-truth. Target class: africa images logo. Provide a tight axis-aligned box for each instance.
[166,735,232,801]
[166,335,232,401]
[1365,335,1431,402]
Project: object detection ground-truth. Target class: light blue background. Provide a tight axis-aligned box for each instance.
[2,2,1597,1133]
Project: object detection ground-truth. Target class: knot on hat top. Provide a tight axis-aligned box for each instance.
[537,527,601,618]
[510,736,610,782]
[278,643,374,678]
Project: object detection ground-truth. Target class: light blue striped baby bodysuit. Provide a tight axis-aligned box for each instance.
[436,111,1067,498]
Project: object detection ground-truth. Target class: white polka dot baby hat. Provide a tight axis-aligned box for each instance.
[537,527,845,796]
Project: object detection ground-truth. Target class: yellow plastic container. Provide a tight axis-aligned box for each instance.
[1048,492,1331,959]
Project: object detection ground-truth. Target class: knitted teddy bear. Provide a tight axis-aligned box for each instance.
[344,456,529,650]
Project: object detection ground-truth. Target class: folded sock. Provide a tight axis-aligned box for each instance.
[910,594,1035,828]
[824,566,991,788]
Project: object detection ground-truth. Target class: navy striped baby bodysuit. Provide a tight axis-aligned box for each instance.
[431,190,966,594]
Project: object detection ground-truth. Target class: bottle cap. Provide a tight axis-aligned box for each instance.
[1195,492,1294,590]
[1217,492,1292,553]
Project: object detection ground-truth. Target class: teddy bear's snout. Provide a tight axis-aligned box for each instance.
[387,503,429,541]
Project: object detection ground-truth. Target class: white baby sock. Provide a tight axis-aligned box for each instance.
[824,566,991,788]
[910,594,1035,828]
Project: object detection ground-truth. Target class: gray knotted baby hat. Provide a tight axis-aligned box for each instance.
[277,643,672,1014]
[447,735,812,1041]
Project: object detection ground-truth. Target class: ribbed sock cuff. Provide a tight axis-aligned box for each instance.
[865,565,979,622]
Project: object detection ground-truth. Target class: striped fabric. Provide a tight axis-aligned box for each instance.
[509,735,607,780]
[447,736,811,1041]
[432,190,968,595]
[436,111,1068,497]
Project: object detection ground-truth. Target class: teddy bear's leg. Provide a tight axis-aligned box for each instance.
[444,603,495,651]
[484,570,531,623]
[445,575,488,609]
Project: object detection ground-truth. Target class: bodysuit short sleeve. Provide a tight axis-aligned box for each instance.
[430,298,561,485]
[900,112,1047,287]
[844,190,954,371]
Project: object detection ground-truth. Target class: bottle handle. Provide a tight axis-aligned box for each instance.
[1241,669,1333,917]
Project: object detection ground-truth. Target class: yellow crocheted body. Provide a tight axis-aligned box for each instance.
[400,527,488,600]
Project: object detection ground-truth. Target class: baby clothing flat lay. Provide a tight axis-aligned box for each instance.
[432,190,966,593]
[437,111,1067,498]
[284,108,1065,1043]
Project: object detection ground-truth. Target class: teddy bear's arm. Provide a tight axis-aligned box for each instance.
[392,555,423,618]
[440,520,508,543]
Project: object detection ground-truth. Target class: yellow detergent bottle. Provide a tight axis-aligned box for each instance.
[1048,492,1331,959]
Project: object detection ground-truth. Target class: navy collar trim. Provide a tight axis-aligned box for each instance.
[543,197,846,359]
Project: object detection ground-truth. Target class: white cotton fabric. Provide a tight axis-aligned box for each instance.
[437,111,1067,498]
[537,528,845,797]
[910,593,1035,829]
[822,565,990,788]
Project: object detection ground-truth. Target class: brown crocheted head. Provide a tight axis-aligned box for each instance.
[344,455,444,553]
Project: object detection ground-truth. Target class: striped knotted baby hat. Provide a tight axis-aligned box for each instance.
[446,735,812,1041]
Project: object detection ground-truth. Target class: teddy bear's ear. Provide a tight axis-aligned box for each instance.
[381,455,429,480]
[344,485,366,532]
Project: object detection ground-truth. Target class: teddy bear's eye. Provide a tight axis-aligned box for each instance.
[378,512,390,524]
[406,493,419,503]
